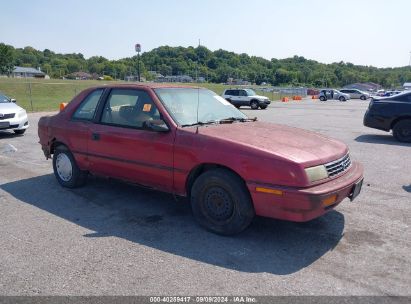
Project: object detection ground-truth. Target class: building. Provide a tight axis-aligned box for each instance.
[12,66,46,78]
[403,82,411,90]
[66,71,93,80]
[155,75,193,83]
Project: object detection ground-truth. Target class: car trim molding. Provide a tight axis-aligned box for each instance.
[72,150,187,173]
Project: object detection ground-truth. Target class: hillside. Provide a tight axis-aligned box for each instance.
[1,43,410,88]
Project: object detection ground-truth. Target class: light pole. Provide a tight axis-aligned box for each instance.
[135,43,141,82]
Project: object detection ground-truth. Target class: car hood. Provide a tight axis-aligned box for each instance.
[198,121,347,166]
[0,102,23,113]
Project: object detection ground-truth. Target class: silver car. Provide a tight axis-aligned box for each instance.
[340,89,370,100]
[319,89,350,102]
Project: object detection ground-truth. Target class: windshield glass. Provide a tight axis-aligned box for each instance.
[245,89,256,96]
[0,93,11,103]
[154,88,247,126]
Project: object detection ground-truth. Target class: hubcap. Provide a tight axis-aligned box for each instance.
[56,153,73,182]
[204,186,234,222]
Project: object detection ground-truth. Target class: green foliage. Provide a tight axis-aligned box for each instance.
[0,43,14,74]
[2,43,411,88]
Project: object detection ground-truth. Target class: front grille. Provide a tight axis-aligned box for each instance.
[325,153,351,177]
[0,113,15,120]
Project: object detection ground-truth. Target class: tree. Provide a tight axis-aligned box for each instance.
[0,43,15,75]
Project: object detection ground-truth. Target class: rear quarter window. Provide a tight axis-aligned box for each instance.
[72,89,104,121]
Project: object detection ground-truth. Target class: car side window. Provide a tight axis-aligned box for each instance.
[239,90,247,96]
[231,90,239,96]
[72,89,104,121]
[101,89,160,128]
[225,90,232,95]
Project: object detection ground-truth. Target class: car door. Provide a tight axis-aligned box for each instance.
[65,88,105,170]
[87,88,174,192]
[238,90,249,105]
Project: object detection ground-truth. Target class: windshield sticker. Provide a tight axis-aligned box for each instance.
[214,95,233,106]
[143,104,152,112]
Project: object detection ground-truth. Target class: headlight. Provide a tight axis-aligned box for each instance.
[305,165,328,183]
[18,110,27,118]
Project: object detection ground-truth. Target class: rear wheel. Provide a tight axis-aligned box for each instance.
[14,129,26,135]
[190,169,255,235]
[393,119,411,143]
[250,100,259,110]
[319,96,326,101]
[53,146,87,188]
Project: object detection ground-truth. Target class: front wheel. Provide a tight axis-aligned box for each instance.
[393,119,411,143]
[190,169,255,235]
[53,146,87,188]
[250,100,259,110]
[260,105,267,109]
[339,96,346,102]
[360,95,366,100]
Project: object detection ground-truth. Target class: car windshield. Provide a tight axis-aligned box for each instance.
[154,88,248,126]
[245,89,256,96]
[0,93,11,103]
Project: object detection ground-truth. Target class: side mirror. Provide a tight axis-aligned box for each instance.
[144,119,169,132]
[10,99,16,103]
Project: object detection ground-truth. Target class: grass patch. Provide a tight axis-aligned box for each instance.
[0,78,281,112]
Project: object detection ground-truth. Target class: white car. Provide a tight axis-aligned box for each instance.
[0,93,29,135]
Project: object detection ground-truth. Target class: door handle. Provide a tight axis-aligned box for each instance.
[92,133,100,141]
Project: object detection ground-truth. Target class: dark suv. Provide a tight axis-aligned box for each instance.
[363,91,411,142]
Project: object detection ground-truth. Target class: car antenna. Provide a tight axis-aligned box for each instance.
[196,39,200,134]
[196,87,200,134]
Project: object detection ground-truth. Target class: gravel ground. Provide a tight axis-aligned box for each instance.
[0,99,410,296]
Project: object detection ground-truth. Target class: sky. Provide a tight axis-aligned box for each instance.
[1,0,410,68]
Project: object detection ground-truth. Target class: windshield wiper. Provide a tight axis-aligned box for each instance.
[181,120,219,127]
[218,117,258,123]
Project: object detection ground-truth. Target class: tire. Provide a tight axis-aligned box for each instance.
[319,96,326,101]
[53,145,87,188]
[339,96,346,102]
[190,169,255,235]
[360,95,366,100]
[393,119,411,143]
[250,100,259,110]
[14,129,26,135]
[260,105,267,110]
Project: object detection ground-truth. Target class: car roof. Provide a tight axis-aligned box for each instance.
[87,83,203,90]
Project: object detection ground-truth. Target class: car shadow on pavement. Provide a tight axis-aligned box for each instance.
[355,134,411,146]
[1,174,345,275]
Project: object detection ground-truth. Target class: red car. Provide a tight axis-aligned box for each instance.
[38,84,363,235]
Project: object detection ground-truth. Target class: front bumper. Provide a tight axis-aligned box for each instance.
[0,114,29,131]
[259,100,271,105]
[247,162,364,222]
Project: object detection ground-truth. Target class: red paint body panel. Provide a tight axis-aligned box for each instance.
[38,84,364,223]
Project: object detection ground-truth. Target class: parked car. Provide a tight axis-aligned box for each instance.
[0,92,29,135]
[383,90,402,97]
[319,89,350,101]
[38,84,363,235]
[222,88,271,109]
[340,89,370,100]
[364,91,411,142]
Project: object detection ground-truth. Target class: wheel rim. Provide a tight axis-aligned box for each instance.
[56,153,73,182]
[251,102,258,109]
[203,186,234,223]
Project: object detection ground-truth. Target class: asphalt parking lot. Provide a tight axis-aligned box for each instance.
[0,99,410,296]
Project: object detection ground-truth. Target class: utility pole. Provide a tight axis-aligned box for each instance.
[135,43,141,82]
